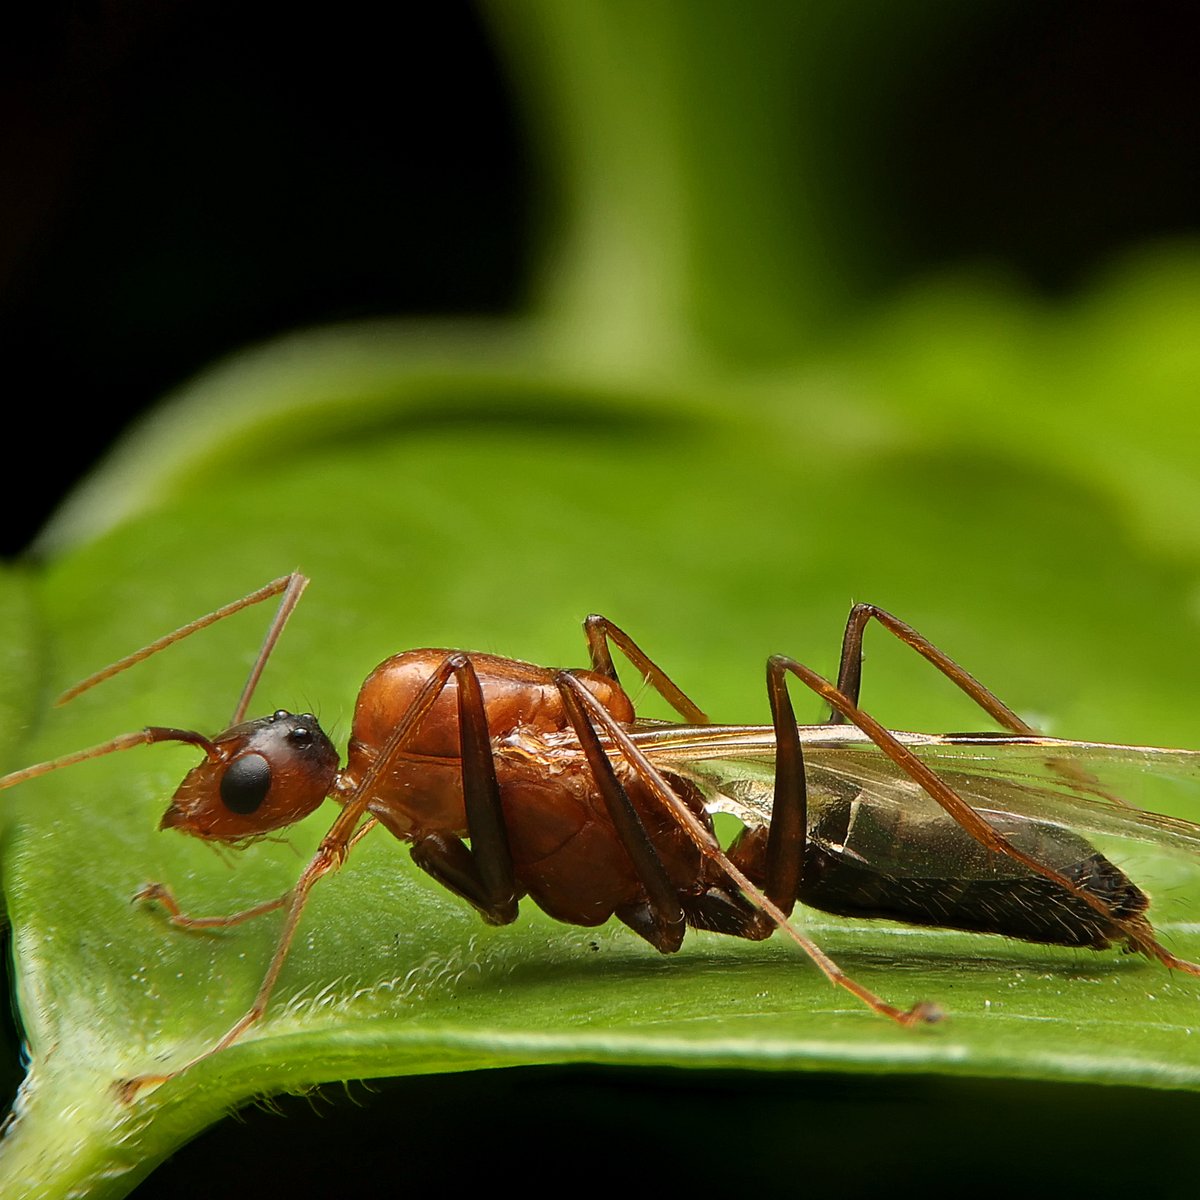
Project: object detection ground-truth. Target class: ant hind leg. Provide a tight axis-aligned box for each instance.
[679,656,814,942]
[830,603,1036,732]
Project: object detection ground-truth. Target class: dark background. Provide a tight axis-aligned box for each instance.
[3,1,1198,558]
[3,4,1200,1196]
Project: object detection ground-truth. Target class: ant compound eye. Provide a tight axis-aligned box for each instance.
[220,752,272,815]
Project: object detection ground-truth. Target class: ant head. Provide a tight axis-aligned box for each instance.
[161,711,339,841]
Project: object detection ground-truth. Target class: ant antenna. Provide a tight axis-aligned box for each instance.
[56,573,308,720]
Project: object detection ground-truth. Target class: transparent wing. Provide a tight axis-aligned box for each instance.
[634,725,1200,887]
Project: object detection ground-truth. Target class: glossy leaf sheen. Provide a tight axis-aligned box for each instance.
[3,269,1200,1195]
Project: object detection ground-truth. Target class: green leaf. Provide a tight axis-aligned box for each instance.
[4,256,1200,1194]
[7,2,1200,1193]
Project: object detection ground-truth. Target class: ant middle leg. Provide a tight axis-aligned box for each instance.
[556,673,938,1026]
[583,615,709,723]
[557,672,687,952]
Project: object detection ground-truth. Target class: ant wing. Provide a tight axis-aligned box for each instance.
[641,725,1200,885]
[857,737,1200,849]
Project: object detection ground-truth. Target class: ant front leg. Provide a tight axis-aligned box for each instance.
[118,834,353,1102]
[406,655,519,927]
[120,657,518,1099]
[134,820,381,931]
[135,882,291,930]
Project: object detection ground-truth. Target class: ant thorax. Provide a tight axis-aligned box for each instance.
[498,723,580,774]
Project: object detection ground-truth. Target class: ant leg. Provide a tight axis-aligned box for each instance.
[556,673,939,1026]
[762,657,808,912]
[831,604,1131,807]
[677,656,820,941]
[407,656,519,926]
[583,615,709,723]
[684,657,812,940]
[134,882,291,930]
[118,834,349,1102]
[132,819,381,931]
[770,654,1200,977]
[830,603,1035,732]
[556,673,686,952]
[120,656,519,1099]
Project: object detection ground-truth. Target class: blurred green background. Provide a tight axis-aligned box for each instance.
[3,2,1200,1197]
[6,0,1199,554]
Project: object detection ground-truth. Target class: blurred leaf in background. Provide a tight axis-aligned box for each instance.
[2,2,1200,1197]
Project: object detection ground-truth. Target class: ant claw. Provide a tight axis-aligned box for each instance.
[113,1072,168,1104]
[132,882,171,906]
